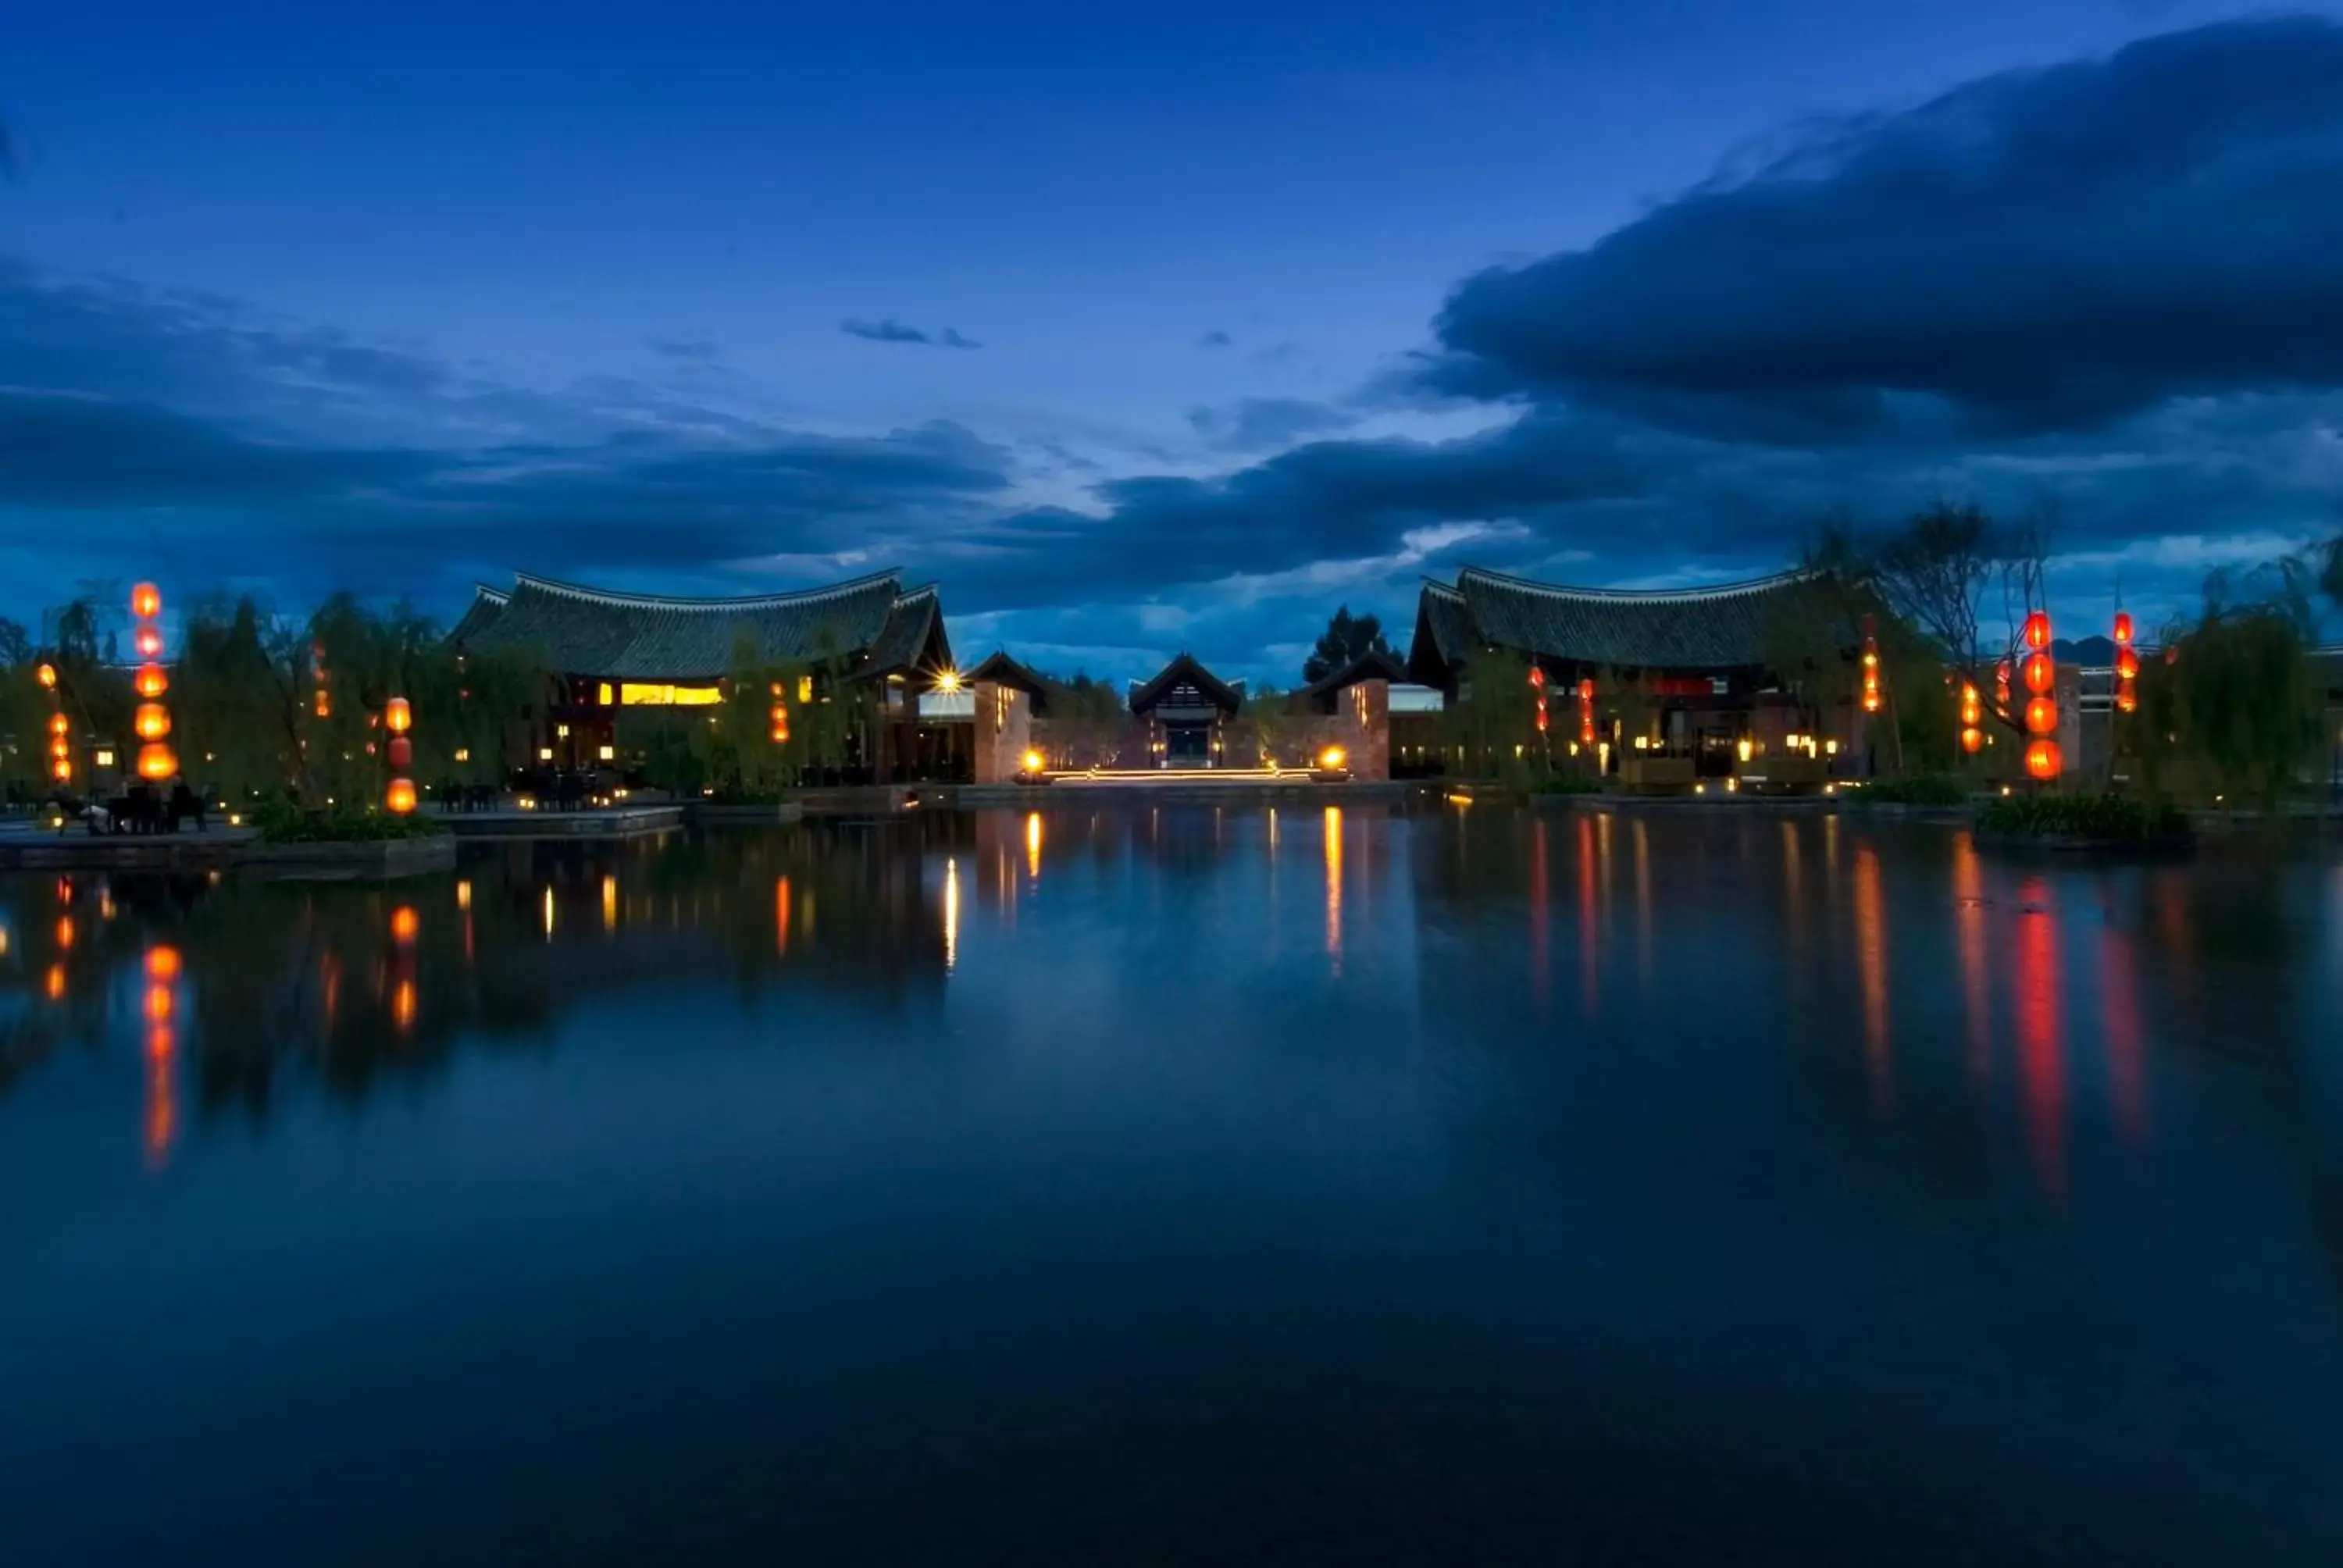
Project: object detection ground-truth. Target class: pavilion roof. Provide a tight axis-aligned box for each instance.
[1410,565,1813,677]
[448,570,929,681]
[1128,651,1244,715]
[1302,647,1409,702]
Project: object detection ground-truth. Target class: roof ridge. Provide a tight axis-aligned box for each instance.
[473,583,512,605]
[1457,565,1810,603]
[512,568,903,611]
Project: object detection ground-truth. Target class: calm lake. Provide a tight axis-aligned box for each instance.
[4,804,2342,1565]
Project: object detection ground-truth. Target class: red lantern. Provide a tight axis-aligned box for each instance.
[2023,611,2052,650]
[135,664,169,698]
[1576,679,1594,701]
[2163,643,2179,666]
[2113,611,2134,647]
[1527,666,1545,689]
[134,702,172,741]
[390,907,420,945]
[2116,688,2138,715]
[48,712,69,737]
[2116,647,2140,680]
[134,626,164,660]
[36,661,57,690]
[2025,739,2062,781]
[1960,726,1984,754]
[386,777,417,815]
[2025,696,2058,735]
[2022,652,2054,696]
[50,736,71,761]
[387,736,412,770]
[130,583,162,620]
[385,697,412,735]
[136,743,177,781]
[52,759,72,782]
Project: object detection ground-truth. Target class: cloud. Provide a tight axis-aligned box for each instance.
[1423,17,2343,440]
[840,317,983,350]
[1186,397,1361,453]
[1196,330,1233,350]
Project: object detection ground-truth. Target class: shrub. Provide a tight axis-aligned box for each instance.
[1975,793,2188,843]
[1535,773,1607,796]
[1860,774,1971,806]
[253,798,447,843]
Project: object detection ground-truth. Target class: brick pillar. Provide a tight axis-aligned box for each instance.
[971,681,1033,783]
[1344,679,1391,780]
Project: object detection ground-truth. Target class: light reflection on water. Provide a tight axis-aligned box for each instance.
[2,806,2343,1565]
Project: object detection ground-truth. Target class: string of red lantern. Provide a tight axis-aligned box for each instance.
[385,696,415,814]
[2113,608,2138,715]
[130,584,177,782]
[2021,609,2059,781]
[1958,680,1982,754]
[1860,614,1881,715]
[1528,664,1547,734]
[1577,677,1596,748]
[769,679,791,746]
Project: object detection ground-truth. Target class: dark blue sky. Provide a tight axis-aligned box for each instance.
[5,1,2340,681]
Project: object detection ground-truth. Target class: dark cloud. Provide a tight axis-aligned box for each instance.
[1425,17,2343,440]
[1195,330,1233,350]
[1186,397,1361,454]
[648,338,721,360]
[840,317,983,350]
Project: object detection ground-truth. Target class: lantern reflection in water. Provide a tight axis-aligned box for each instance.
[1853,840,1891,1113]
[603,875,619,934]
[146,1022,176,1169]
[943,857,961,973]
[2013,879,2068,1199]
[1025,812,1043,881]
[775,876,791,957]
[1323,807,1343,973]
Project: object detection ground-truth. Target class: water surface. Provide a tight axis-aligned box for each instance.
[5,805,2342,1564]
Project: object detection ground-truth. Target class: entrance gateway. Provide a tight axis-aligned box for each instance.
[1127,653,1244,768]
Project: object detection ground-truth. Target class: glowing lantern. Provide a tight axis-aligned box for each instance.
[2025,739,2062,781]
[2163,644,2179,667]
[385,697,412,734]
[136,664,169,698]
[1021,749,1046,775]
[52,759,72,783]
[130,583,162,619]
[2022,653,2054,696]
[387,736,412,770]
[1319,746,1348,771]
[386,777,417,815]
[49,737,71,761]
[48,712,70,736]
[146,946,182,982]
[390,906,420,945]
[36,661,56,690]
[134,703,172,740]
[2023,611,2052,650]
[2113,611,2134,647]
[136,743,177,781]
[2116,647,2140,680]
[2117,688,2138,715]
[1527,666,1545,688]
[134,625,164,660]
[2025,697,2058,735]
[1576,679,1594,700]
[313,690,333,719]
[1961,726,1984,754]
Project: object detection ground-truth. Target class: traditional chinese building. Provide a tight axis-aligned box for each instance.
[449,569,955,781]
[1126,654,1245,767]
[1409,565,1846,783]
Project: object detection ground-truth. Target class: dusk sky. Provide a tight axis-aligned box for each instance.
[5,1,2342,682]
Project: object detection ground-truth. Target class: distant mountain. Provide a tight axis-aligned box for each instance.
[2054,635,2117,666]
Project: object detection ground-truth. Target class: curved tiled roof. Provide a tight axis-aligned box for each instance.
[450,570,911,680]
[1129,652,1244,715]
[1417,566,1811,673]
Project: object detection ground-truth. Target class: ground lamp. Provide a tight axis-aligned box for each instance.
[130,584,177,782]
[384,696,415,814]
[2021,609,2059,780]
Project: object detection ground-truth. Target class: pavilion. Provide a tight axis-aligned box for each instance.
[1409,565,1845,782]
[449,569,956,780]
[1126,654,1245,767]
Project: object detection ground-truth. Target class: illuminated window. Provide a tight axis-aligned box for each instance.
[797,675,814,704]
[94,749,116,767]
[619,683,723,706]
[556,723,570,739]
[454,747,471,763]
[538,747,554,761]
[597,744,615,761]
[597,682,614,706]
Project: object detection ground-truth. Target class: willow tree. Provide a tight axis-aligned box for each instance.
[1440,645,1542,782]
[175,595,301,802]
[2131,563,2326,809]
